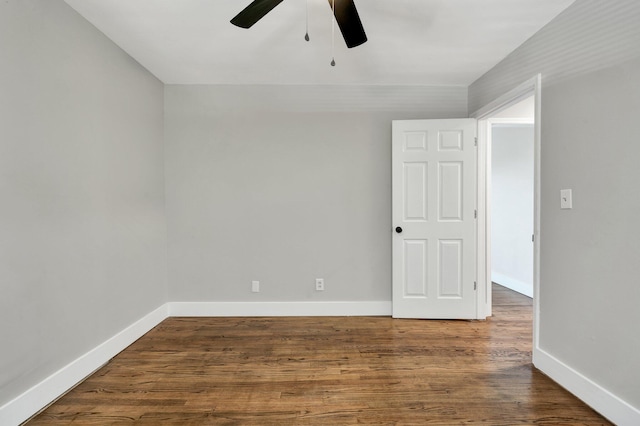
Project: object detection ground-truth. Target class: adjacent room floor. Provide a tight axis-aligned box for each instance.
[27,285,609,424]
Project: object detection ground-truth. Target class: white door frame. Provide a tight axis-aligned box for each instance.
[471,75,541,353]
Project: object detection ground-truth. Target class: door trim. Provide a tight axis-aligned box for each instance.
[470,75,541,355]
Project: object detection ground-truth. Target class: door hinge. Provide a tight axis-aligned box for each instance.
[474,137,478,146]
[532,234,535,242]
[474,209,477,219]
[474,281,477,290]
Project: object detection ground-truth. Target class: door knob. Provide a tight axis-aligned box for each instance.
[395,227,403,233]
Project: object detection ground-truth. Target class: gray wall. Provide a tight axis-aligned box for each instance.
[491,125,534,296]
[0,0,166,406]
[164,85,467,302]
[470,0,640,410]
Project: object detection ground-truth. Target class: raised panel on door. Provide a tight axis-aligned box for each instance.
[403,131,428,151]
[438,239,463,298]
[403,162,428,222]
[439,162,463,222]
[403,239,428,298]
[438,130,464,151]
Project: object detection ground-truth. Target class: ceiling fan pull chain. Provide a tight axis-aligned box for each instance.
[304,0,310,41]
[330,0,336,66]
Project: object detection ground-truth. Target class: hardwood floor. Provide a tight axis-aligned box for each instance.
[27,285,610,425]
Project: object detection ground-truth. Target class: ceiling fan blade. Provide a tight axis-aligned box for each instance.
[231,0,285,29]
[329,0,367,48]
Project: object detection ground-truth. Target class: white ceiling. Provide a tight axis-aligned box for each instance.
[63,0,575,86]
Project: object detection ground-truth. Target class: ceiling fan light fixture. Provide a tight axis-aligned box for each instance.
[230,0,367,60]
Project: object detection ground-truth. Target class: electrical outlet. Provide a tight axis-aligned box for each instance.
[315,278,324,291]
[251,280,260,293]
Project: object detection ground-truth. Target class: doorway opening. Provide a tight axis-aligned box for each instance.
[472,75,541,355]
[489,97,535,299]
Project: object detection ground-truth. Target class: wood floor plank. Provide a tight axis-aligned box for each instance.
[26,285,610,425]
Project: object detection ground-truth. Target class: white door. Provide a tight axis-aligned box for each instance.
[392,119,477,319]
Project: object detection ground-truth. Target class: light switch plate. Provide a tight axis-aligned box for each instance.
[560,189,572,209]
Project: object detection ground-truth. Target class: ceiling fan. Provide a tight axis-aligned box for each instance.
[230,0,367,49]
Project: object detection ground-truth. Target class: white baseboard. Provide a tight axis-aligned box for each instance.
[169,301,392,317]
[491,272,533,298]
[0,304,169,426]
[534,347,640,425]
